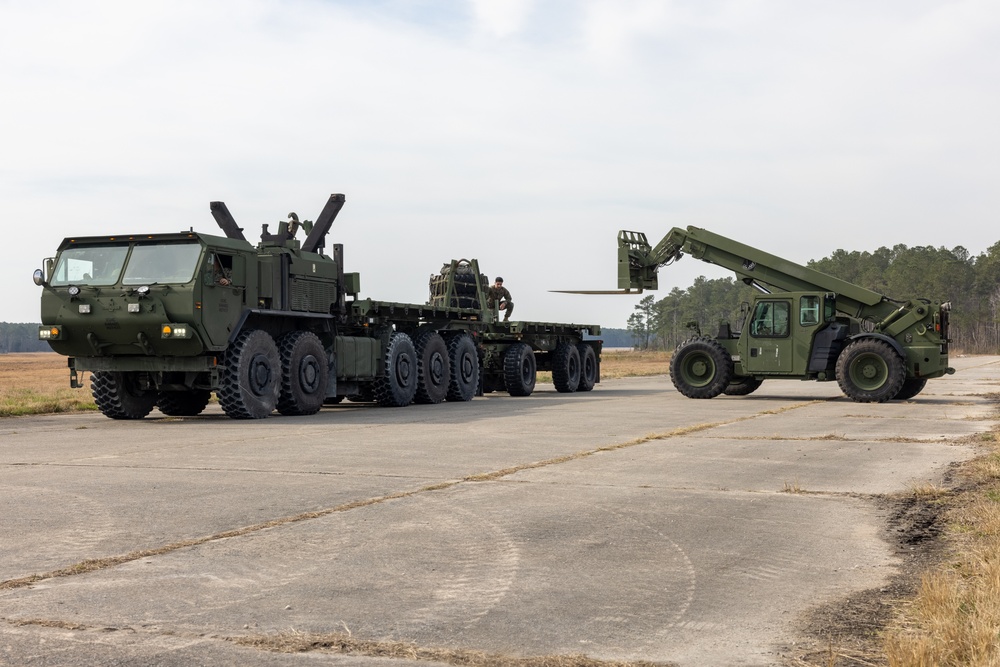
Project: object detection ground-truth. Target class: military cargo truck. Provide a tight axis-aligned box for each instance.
[34,194,601,419]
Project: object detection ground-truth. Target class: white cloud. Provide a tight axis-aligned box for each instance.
[468,0,535,37]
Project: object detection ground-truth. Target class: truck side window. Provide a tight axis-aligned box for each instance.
[800,296,820,326]
[750,300,790,338]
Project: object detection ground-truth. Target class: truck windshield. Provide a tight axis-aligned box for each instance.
[122,242,202,285]
[50,245,129,286]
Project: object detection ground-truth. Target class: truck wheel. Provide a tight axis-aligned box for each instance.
[92,371,156,420]
[577,343,597,392]
[503,342,536,396]
[894,378,927,401]
[277,331,329,416]
[669,336,733,399]
[375,332,418,407]
[413,331,450,404]
[156,389,211,416]
[723,377,763,396]
[218,329,280,419]
[552,342,581,393]
[446,333,479,402]
[836,339,906,403]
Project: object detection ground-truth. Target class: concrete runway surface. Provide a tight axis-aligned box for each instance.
[1,355,997,666]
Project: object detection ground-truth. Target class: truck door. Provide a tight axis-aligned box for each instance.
[202,251,242,346]
[744,298,794,374]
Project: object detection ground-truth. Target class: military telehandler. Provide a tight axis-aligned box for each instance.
[616,226,953,402]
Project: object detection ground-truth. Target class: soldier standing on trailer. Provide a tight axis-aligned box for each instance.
[487,276,514,322]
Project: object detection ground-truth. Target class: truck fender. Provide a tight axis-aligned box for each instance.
[845,333,906,360]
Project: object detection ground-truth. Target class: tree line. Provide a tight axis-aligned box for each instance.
[0,323,51,353]
[627,240,1000,354]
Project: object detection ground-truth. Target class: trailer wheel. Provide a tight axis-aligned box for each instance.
[504,342,536,396]
[577,344,597,392]
[92,371,156,420]
[669,336,733,399]
[552,342,581,393]
[157,389,211,416]
[723,376,763,396]
[446,333,479,402]
[277,331,329,416]
[894,378,927,401]
[375,332,418,407]
[414,331,450,404]
[836,339,906,403]
[218,329,280,419]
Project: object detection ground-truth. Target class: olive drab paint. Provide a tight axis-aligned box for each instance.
[35,194,602,420]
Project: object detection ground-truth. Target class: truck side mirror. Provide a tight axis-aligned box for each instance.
[33,258,54,286]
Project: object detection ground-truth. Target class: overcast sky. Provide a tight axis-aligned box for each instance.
[3,0,998,328]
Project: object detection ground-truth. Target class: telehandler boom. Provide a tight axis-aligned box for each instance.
[617,226,953,402]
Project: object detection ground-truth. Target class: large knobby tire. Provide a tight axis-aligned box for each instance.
[374,332,418,407]
[835,338,906,403]
[552,342,581,393]
[156,389,211,416]
[723,376,763,396]
[577,343,597,392]
[277,331,329,416]
[669,336,733,399]
[92,371,156,420]
[218,329,281,419]
[894,378,928,401]
[446,333,479,402]
[413,331,450,405]
[503,342,536,397]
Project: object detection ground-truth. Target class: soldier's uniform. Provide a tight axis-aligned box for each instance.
[486,278,514,322]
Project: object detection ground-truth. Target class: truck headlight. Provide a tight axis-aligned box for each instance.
[38,326,62,340]
[128,303,141,313]
[78,304,91,314]
[161,324,192,339]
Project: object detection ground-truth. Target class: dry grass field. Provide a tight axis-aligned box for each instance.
[0,352,97,417]
[0,349,669,418]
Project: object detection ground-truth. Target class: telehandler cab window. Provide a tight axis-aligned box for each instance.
[750,300,790,338]
[122,242,201,285]
[799,296,820,326]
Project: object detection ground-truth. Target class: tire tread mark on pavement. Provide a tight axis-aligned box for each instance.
[0,401,821,592]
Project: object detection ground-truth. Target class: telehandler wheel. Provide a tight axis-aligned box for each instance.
[894,378,927,401]
[576,343,597,392]
[835,338,906,403]
[156,389,211,416]
[375,332,418,407]
[723,376,763,396]
[446,333,479,402]
[552,342,581,393]
[277,331,329,416]
[669,336,733,399]
[92,371,156,420]
[414,331,450,404]
[503,342,536,396]
[218,329,281,419]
